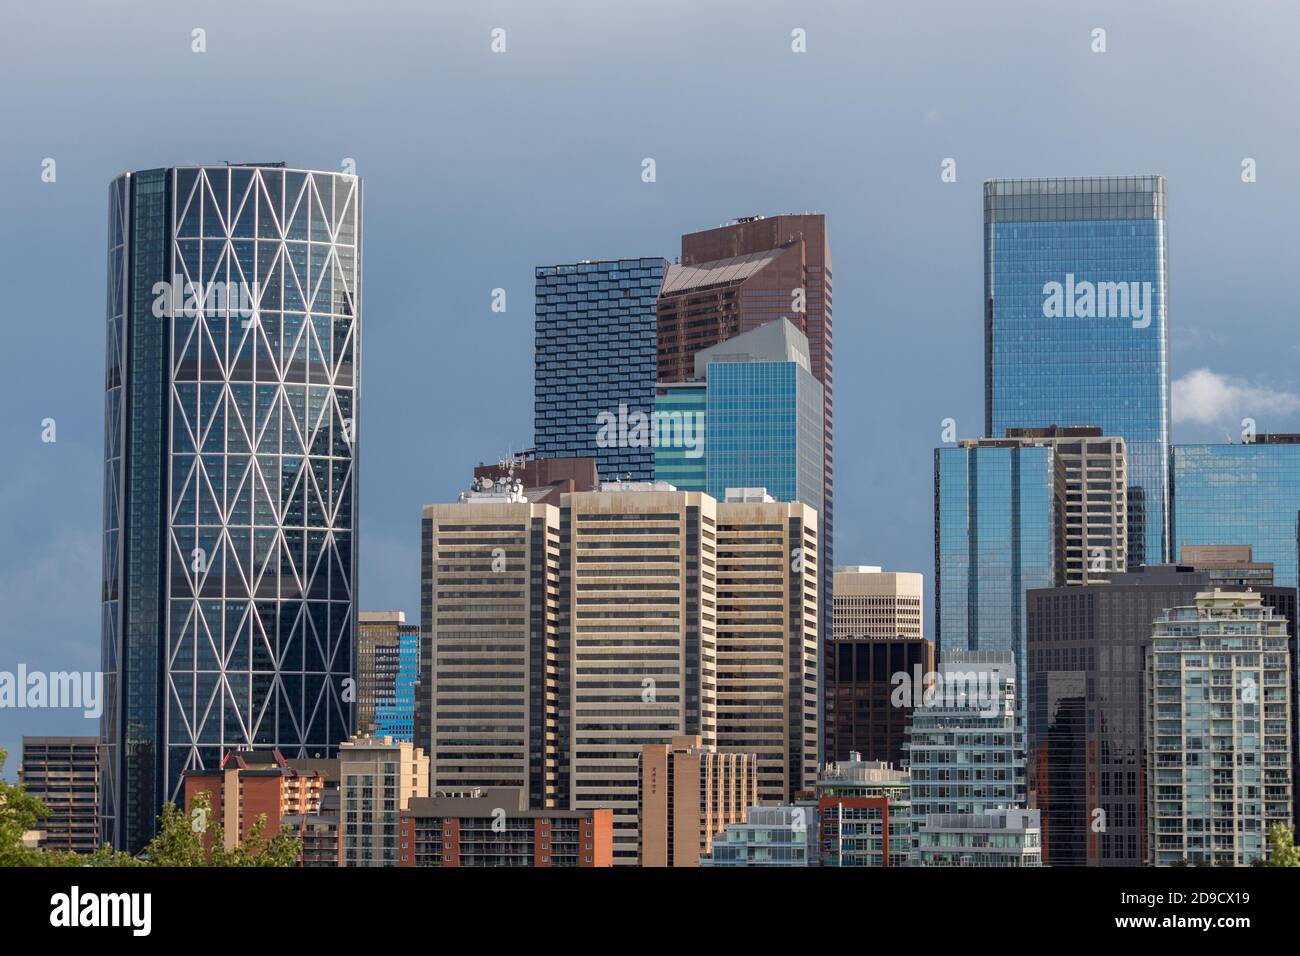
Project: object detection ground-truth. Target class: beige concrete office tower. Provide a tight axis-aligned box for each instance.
[1146,590,1293,866]
[1005,426,1127,583]
[18,737,101,854]
[639,735,758,866]
[715,490,820,801]
[420,478,561,808]
[338,734,429,867]
[560,482,718,864]
[832,566,923,639]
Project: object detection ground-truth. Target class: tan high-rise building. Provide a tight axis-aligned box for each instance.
[639,735,758,867]
[1004,427,1127,583]
[715,492,820,801]
[18,737,100,854]
[338,734,428,867]
[561,483,718,864]
[420,478,561,807]
[832,566,923,640]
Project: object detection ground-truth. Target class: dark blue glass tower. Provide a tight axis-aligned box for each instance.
[985,176,1170,566]
[534,258,667,481]
[1172,439,1300,587]
[101,165,359,852]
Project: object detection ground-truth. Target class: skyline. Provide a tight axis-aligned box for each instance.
[7,1,1300,770]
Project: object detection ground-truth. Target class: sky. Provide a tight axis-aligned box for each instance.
[3,0,1299,773]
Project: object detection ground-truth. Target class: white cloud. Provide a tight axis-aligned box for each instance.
[1172,368,1300,426]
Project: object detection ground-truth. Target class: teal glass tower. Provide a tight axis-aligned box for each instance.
[1172,438,1300,587]
[934,441,1063,698]
[653,381,707,491]
[101,165,360,852]
[985,176,1170,567]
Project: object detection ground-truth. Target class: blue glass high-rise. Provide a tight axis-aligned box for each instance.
[101,165,359,852]
[651,318,823,514]
[1172,440,1300,587]
[985,176,1170,566]
[534,258,666,481]
[705,362,823,512]
[934,442,1061,699]
[373,627,419,742]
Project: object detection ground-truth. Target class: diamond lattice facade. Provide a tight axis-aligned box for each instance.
[100,164,360,851]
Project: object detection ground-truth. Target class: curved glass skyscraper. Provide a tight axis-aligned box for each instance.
[100,165,360,851]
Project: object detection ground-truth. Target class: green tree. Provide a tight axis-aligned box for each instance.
[4,749,299,867]
[3,746,139,867]
[141,793,211,866]
[0,746,53,866]
[1266,822,1300,867]
[143,790,300,867]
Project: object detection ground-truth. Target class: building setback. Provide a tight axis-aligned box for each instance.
[638,735,758,867]
[917,809,1043,867]
[700,806,816,867]
[19,737,101,854]
[1147,591,1293,866]
[985,176,1170,567]
[100,164,360,852]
